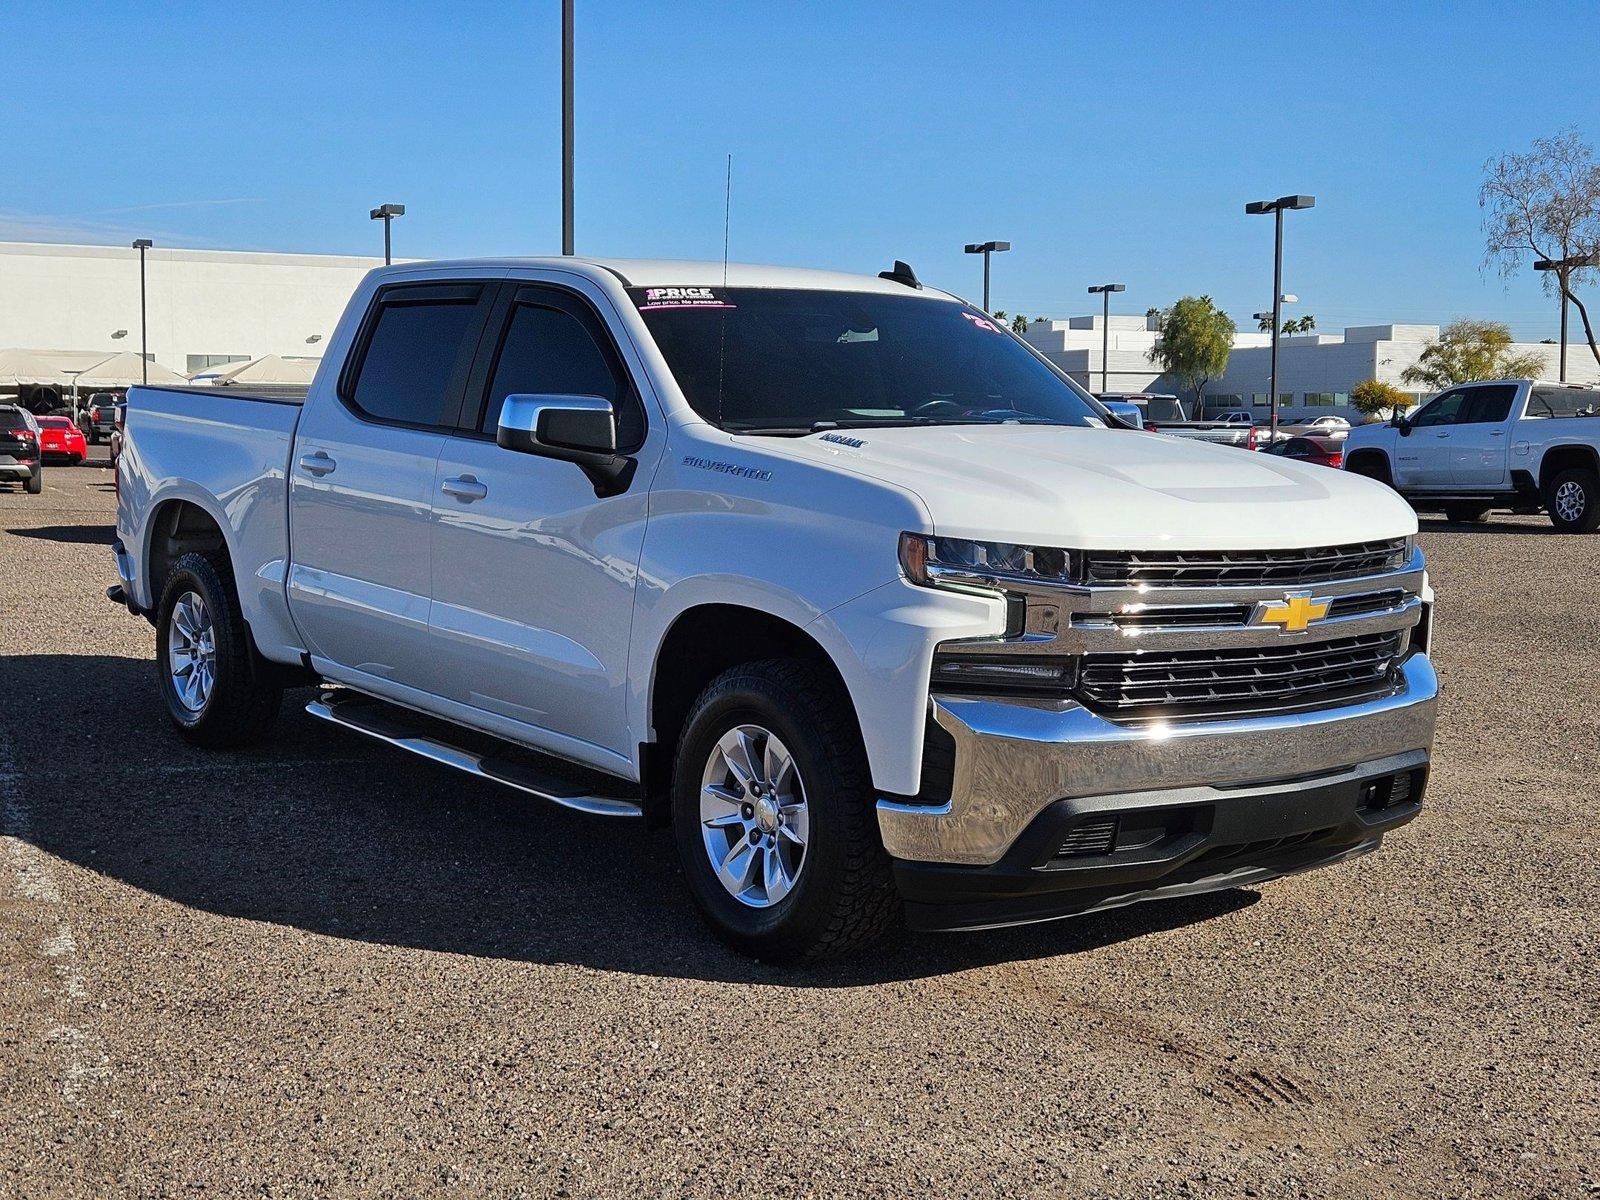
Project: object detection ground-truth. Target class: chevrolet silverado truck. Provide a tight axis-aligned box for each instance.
[109,258,1438,961]
[1343,378,1600,532]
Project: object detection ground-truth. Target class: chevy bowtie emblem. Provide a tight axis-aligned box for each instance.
[1256,592,1332,633]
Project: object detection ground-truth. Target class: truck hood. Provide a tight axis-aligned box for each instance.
[763,424,1418,549]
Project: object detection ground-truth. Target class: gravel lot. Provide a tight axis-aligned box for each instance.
[2,457,1596,1199]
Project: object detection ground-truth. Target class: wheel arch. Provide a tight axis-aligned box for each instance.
[644,603,864,826]
[1344,447,1394,485]
[143,494,234,610]
[1538,442,1600,491]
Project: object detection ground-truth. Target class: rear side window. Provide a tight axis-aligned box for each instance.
[0,409,29,430]
[347,285,484,428]
[1459,385,1517,424]
[479,293,645,450]
[1528,386,1600,418]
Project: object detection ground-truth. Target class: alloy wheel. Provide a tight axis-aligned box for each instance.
[167,590,217,714]
[699,724,809,908]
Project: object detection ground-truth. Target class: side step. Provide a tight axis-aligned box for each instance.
[305,690,643,819]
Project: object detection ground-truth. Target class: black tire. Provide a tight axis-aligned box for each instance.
[23,468,42,495]
[1444,502,1491,524]
[671,658,898,962]
[1345,452,1394,487]
[1545,467,1600,533]
[155,551,282,747]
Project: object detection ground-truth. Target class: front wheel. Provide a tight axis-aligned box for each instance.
[671,659,898,962]
[156,552,282,747]
[1546,467,1600,533]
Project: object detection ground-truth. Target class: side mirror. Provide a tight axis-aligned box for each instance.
[1390,411,1411,435]
[497,393,635,495]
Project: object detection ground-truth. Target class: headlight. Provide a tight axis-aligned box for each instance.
[899,533,1079,588]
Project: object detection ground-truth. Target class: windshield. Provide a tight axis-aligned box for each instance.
[631,287,1104,432]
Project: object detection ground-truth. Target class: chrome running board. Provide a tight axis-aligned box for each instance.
[305,690,643,819]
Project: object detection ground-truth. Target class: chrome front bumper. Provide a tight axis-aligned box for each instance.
[877,651,1439,866]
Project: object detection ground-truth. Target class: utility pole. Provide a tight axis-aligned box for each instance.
[963,240,1010,311]
[562,0,575,255]
[1533,252,1600,382]
[1245,195,1315,442]
[132,239,153,384]
[1087,283,1126,393]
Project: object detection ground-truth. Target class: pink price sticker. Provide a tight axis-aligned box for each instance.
[961,312,1002,333]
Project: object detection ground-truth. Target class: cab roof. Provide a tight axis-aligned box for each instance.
[375,256,964,299]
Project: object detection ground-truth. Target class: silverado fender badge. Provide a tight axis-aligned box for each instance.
[682,455,772,482]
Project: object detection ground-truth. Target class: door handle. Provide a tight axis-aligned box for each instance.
[1435,431,1450,438]
[298,451,337,477]
[1489,430,1505,436]
[441,475,488,502]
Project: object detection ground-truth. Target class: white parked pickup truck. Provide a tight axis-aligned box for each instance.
[1343,379,1600,531]
[109,258,1439,960]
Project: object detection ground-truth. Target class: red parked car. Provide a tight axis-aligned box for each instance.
[36,415,88,465]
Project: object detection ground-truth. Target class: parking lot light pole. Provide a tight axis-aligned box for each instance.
[1245,195,1315,442]
[562,0,574,255]
[1087,283,1126,393]
[1533,252,1600,382]
[132,239,153,385]
[964,241,1010,312]
[369,204,405,265]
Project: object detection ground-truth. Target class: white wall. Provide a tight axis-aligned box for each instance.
[0,241,383,373]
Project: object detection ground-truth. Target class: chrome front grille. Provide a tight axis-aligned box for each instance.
[1083,538,1411,588]
[1076,630,1407,721]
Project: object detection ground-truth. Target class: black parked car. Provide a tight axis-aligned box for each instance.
[0,405,44,493]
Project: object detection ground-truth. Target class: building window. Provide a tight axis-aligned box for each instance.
[1303,392,1336,407]
[1250,393,1271,408]
[187,353,249,373]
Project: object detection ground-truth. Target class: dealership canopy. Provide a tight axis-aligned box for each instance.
[0,348,186,388]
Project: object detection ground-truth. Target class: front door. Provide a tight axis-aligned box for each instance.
[1394,388,1467,489]
[1450,384,1517,488]
[288,281,491,685]
[427,283,656,770]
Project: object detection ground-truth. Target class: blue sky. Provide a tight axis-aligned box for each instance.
[6,0,1598,338]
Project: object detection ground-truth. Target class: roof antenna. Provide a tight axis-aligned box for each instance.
[716,153,732,427]
[879,259,922,289]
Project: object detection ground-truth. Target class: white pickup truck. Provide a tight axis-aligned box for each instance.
[109,257,1439,960]
[1343,378,1600,531]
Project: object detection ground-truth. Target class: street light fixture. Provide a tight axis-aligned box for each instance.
[1087,283,1126,393]
[1245,194,1315,441]
[369,203,406,264]
[132,239,153,385]
[963,240,1011,312]
[1533,251,1600,382]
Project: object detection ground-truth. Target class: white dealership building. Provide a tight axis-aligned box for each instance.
[1023,314,1600,421]
[0,240,382,408]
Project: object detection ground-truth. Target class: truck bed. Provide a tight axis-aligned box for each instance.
[117,383,304,661]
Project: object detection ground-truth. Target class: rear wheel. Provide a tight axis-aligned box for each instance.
[156,551,282,746]
[23,468,42,495]
[1444,502,1491,523]
[1546,467,1600,533]
[671,658,898,962]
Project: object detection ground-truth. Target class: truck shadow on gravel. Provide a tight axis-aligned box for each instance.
[5,653,1258,987]
[7,523,118,544]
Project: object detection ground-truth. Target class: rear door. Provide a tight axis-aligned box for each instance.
[288,280,493,688]
[1450,384,1518,488]
[425,281,656,769]
[1395,388,1467,488]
